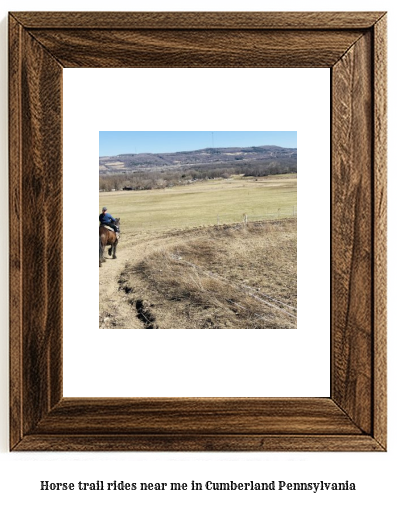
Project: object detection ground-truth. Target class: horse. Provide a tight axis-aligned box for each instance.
[99,218,120,267]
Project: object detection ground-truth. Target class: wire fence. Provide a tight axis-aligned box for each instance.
[215,206,297,226]
[127,206,297,233]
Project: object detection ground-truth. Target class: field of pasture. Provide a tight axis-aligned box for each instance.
[99,174,296,234]
[99,174,297,329]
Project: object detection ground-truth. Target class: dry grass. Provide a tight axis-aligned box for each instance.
[121,219,297,329]
[100,174,297,235]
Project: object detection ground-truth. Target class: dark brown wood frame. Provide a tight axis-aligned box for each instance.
[9,12,387,452]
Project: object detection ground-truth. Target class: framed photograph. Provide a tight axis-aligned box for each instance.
[9,11,387,451]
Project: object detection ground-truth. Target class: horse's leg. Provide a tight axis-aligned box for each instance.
[100,236,106,263]
[112,240,118,259]
[108,245,112,256]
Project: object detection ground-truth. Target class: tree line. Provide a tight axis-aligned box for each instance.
[99,159,297,192]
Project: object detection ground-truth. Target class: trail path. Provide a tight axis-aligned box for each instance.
[99,233,144,329]
[99,220,297,330]
[99,227,210,329]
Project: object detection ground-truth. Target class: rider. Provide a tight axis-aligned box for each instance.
[99,206,119,233]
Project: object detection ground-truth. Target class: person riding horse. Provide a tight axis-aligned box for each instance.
[99,210,120,267]
[99,206,119,233]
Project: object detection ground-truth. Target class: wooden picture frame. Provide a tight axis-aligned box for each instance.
[9,11,387,451]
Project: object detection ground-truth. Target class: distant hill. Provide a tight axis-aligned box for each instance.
[99,145,297,174]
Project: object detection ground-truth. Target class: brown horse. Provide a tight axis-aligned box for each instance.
[99,218,120,267]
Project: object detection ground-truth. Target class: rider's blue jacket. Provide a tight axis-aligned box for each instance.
[99,212,115,224]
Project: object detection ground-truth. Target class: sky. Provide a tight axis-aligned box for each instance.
[99,131,297,157]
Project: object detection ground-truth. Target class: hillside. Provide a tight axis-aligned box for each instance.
[99,145,297,174]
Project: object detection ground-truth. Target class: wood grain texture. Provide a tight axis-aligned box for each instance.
[373,14,387,450]
[11,11,386,29]
[9,15,23,450]
[8,11,387,452]
[28,29,363,68]
[332,32,373,434]
[9,17,64,446]
[21,29,64,433]
[32,398,362,435]
[14,435,383,452]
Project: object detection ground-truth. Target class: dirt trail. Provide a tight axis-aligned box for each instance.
[99,227,214,329]
[99,230,182,328]
[99,234,144,329]
[99,221,297,330]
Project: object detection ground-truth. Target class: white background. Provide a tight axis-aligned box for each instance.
[0,1,395,507]
[63,68,330,397]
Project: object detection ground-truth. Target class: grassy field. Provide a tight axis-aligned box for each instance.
[122,220,297,329]
[99,174,297,234]
[99,174,297,330]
